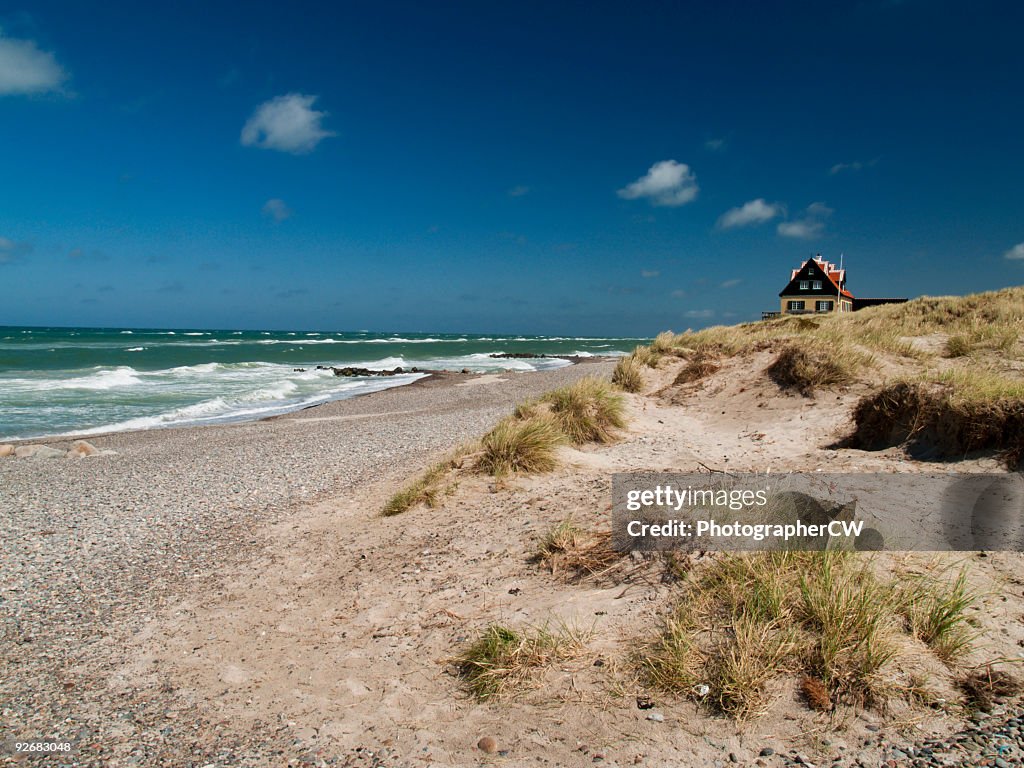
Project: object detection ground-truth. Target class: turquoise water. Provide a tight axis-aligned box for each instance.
[0,326,642,440]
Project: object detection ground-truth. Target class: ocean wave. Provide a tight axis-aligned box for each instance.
[125,347,145,352]
[17,366,147,391]
[253,336,470,345]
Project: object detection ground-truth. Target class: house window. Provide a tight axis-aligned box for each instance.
[816,300,834,312]
[787,300,805,311]
[813,281,822,289]
[799,281,809,290]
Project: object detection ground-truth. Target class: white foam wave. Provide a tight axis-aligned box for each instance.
[125,347,145,352]
[58,373,427,437]
[43,366,145,390]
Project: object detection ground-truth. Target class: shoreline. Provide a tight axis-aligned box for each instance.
[1,355,612,446]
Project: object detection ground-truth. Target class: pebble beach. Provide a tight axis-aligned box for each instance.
[0,362,612,766]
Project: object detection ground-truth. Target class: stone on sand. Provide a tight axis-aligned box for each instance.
[67,440,101,458]
[15,445,66,459]
[0,444,14,457]
[477,736,498,753]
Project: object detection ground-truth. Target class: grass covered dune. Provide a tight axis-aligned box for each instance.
[376,286,1024,765]
[620,285,1024,467]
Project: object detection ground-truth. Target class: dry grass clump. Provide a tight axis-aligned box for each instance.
[957,667,1022,710]
[765,343,867,395]
[455,622,589,700]
[534,519,622,581]
[672,353,720,385]
[648,331,681,357]
[612,351,645,392]
[799,675,833,711]
[849,372,1024,468]
[542,376,625,444]
[477,414,565,477]
[382,445,475,516]
[944,335,972,358]
[631,344,662,368]
[637,553,976,719]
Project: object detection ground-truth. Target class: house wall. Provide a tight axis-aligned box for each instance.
[780,295,853,313]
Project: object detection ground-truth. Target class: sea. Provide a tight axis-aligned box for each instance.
[0,327,643,441]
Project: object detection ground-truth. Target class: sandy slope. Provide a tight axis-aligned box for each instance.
[86,350,1024,767]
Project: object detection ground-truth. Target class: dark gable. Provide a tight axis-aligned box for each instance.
[778,259,843,298]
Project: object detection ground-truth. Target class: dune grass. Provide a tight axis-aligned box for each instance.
[637,287,1024,367]
[455,622,590,699]
[477,414,565,477]
[475,376,628,476]
[850,371,1024,467]
[382,445,475,516]
[648,330,679,357]
[612,352,645,392]
[898,568,976,663]
[765,341,872,396]
[542,376,626,444]
[637,553,977,719]
[671,352,720,385]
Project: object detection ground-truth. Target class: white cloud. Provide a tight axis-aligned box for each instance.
[1005,243,1024,260]
[720,278,742,289]
[685,309,714,319]
[262,198,292,222]
[829,157,879,175]
[241,93,335,154]
[641,269,660,278]
[507,185,530,197]
[777,220,823,239]
[0,33,67,96]
[717,198,784,229]
[671,289,687,298]
[705,138,726,151]
[777,202,833,239]
[617,160,698,207]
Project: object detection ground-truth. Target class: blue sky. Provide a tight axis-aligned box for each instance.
[1,1,1022,336]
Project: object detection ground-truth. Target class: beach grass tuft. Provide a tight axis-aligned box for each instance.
[765,342,867,396]
[542,376,626,444]
[898,568,976,663]
[477,414,565,476]
[612,352,645,392]
[648,331,679,357]
[382,445,474,516]
[672,353,720,386]
[455,621,589,699]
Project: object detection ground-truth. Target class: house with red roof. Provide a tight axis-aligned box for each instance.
[765,255,907,319]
